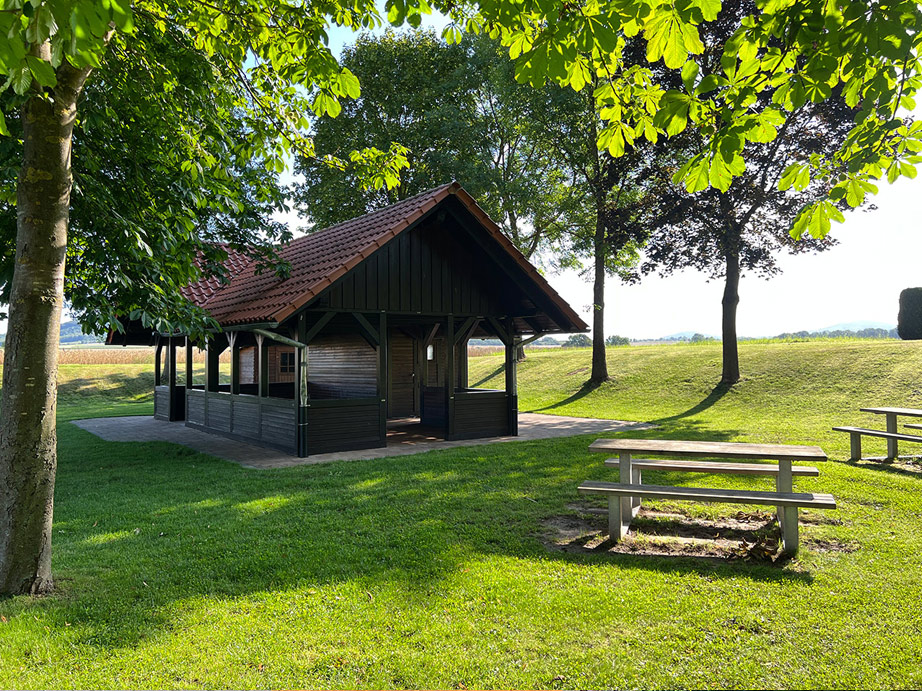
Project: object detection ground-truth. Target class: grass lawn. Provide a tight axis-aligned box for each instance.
[1,341,921,688]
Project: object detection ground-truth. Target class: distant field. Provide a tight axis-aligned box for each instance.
[0,340,921,688]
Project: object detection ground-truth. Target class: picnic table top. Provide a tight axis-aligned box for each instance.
[588,438,828,461]
[860,406,922,417]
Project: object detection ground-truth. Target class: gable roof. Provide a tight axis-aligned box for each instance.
[187,182,587,332]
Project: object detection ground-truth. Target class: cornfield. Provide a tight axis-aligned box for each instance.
[0,344,557,365]
[0,347,231,366]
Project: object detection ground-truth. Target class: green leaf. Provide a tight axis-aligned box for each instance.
[25,54,56,87]
[681,60,699,91]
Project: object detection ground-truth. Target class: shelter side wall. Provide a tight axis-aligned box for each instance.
[307,334,377,399]
[185,388,297,454]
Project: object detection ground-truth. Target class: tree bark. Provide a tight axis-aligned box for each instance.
[590,201,608,383]
[720,242,741,386]
[0,59,91,596]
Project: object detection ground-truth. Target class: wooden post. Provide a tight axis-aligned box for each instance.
[185,337,193,389]
[206,338,219,393]
[154,337,162,386]
[886,413,898,460]
[295,315,309,457]
[257,333,269,398]
[505,319,518,436]
[378,312,388,445]
[167,336,178,421]
[227,332,239,395]
[445,315,455,440]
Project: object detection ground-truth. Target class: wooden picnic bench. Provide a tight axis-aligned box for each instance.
[833,406,922,460]
[578,439,835,556]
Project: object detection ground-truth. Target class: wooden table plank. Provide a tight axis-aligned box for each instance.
[588,438,827,461]
[860,407,922,417]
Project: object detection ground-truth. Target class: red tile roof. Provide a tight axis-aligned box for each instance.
[187,182,586,332]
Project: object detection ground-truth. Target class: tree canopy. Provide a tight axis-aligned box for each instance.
[294,30,576,260]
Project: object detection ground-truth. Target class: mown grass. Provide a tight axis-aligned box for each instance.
[0,341,921,689]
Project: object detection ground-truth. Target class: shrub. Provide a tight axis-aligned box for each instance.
[605,335,630,346]
[562,334,592,348]
[898,288,922,340]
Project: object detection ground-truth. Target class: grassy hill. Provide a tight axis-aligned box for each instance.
[0,341,920,688]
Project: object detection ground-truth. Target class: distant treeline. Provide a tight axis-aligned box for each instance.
[770,328,898,340]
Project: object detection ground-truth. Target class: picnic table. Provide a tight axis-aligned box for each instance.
[579,438,835,556]
[834,407,922,460]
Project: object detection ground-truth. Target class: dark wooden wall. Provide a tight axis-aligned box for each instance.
[313,216,517,317]
[307,334,377,399]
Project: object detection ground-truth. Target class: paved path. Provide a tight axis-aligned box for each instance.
[71,414,653,469]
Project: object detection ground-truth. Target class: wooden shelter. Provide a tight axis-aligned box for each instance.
[119,182,587,457]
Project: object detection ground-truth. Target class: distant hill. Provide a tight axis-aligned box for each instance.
[0,320,103,347]
[816,320,896,332]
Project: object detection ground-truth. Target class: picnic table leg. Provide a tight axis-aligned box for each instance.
[849,432,862,461]
[776,459,798,556]
[886,413,898,460]
[631,466,642,516]
[608,451,633,539]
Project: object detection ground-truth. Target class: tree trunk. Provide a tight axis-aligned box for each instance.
[0,61,89,596]
[720,246,741,386]
[590,205,608,383]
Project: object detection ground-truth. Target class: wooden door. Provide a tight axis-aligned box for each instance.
[388,331,417,417]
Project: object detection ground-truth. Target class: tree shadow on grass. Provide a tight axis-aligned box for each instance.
[470,364,505,388]
[528,379,604,413]
[649,382,734,426]
[3,421,822,658]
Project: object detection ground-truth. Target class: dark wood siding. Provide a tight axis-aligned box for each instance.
[308,334,377,399]
[306,399,383,454]
[453,390,508,439]
[184,389,297,454]
[320,218,511,316]
[187,390,205,426]
[421,386,446,428]
[154,385,170,420]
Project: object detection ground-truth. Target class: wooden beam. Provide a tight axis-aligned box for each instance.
[378,312,388,443]
[185,337,193,388]
[519,333,544,347]
[446,315,455,440]
[295,314,309,457]
[352,312,380,347]
[167,337,177,390]
[256,333,269,398]
[505,317,518,436]
[423,323,440,348]
[485,316,511,347]
[453,316,477,347]
[227,331,239,395]
[251,328,306,350]
[206,338,220,393]
[154,337,162,387]
[303,311,335,344]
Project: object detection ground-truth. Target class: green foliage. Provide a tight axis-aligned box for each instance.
[451,0,922,238]
[562,333,592,348]
[897,288,922,340]
[605,334,630,346]
[294,30,575,260]
[0,0,416,336]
